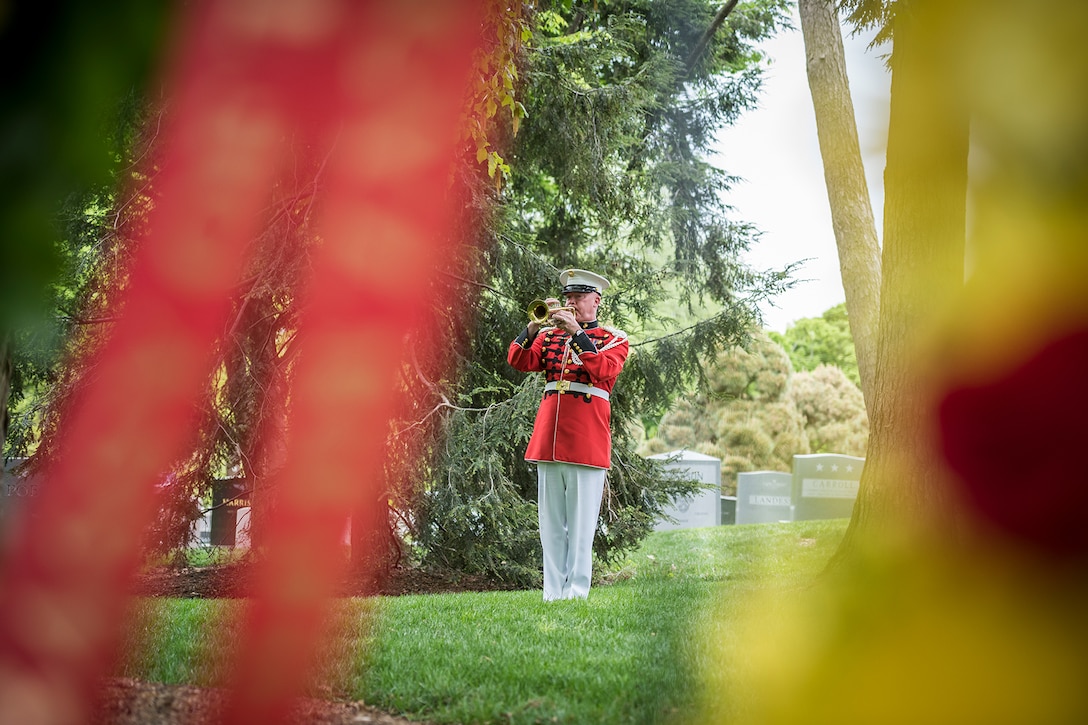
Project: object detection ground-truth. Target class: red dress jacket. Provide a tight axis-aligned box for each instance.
[507,321,629,469]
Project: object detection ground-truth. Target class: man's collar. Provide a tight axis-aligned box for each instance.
[580,320,599,330]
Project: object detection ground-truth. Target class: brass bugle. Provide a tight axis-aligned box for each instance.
[527,299,574,325]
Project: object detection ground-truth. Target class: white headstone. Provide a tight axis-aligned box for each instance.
[648,450,722,531]
[194,510,213,545]
[720,495,736,525]
[736,471,793,524]
[235,507,252,548]
[2,457,39,526]
[791,453,864,520]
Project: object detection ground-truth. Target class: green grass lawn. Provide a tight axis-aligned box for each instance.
[118,519,848,724]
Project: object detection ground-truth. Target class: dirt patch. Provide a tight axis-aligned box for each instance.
[92,677,422,725]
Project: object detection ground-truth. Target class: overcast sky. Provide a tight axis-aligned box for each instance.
[713,12,891,333]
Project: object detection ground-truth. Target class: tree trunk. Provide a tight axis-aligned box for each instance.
[834,1,969,558]
[798,0,881,410]
[1,334,10,450]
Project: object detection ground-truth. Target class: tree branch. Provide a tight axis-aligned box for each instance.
[392,343,499,436]
[439,269,501,296]
[684,0,741,78]
[59,313,122,325]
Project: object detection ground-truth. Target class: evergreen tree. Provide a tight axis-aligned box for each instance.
[18,96,324,555]
[392,0,793,584]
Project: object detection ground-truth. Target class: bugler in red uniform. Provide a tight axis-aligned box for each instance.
[508,268,628,601]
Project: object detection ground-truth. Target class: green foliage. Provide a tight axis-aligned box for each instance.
[642,326,869,491]
[788,364,868,455]
[643,330,810,493]
[5,91,162,457]
[0,1,173,335]
[1,1,174,460]
[769,302,860,386]
[462,0,530,190]
[838,0,896,51]
[394,377,545,584]
[511,0,794,306]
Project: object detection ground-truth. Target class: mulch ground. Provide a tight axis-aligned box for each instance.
[93,677,418,725]
[91,563,526,724]
[130,561,524,599]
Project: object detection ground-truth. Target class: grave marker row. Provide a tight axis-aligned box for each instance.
[651,450,865,530]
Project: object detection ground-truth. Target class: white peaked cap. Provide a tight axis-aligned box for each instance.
[559,268,610,294]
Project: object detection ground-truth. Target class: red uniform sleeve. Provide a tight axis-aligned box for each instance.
[507,328,546,372]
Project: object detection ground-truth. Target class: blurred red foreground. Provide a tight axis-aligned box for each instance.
[0,2,482,723]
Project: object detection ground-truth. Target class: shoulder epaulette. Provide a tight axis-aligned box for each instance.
[601,325,627,339]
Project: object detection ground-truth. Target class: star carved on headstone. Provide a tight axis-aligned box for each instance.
[816,464,824,471]
[846,465,854,473]
[832,464,839,472]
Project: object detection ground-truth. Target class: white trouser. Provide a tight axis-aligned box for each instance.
[537,461,606,601]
